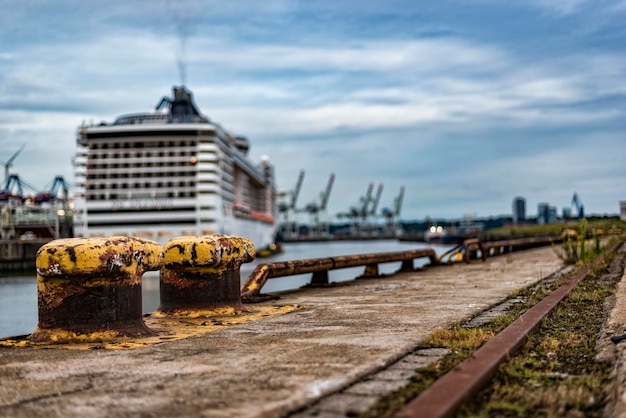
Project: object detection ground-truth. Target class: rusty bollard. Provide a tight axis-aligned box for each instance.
[158,235,255,317]
[29,236,164,343]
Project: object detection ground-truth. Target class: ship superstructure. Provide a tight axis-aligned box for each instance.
[73,86,277,248]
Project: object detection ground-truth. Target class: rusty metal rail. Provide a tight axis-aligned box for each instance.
[395,239,624,418]
[440,235,566,264]
[241,248,439,302]
[481,236,564,257]
[240,236,572,302]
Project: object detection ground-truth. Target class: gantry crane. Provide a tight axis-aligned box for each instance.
[278,170,305,239]
[34,176,70,204]
[1,144,25,185]
[394,185,405,218]
[0,174,25,202]
[381,186,405,236]
[571,192,584,219]
[319,172,335,215]
[304,173,335,237]
[369,183,384,217]
[359,183,374,219]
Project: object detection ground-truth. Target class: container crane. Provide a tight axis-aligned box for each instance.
[394,186,405,217]
[319,172,335,213]
[382,186,405,225]
[571,192,584,219]
[1,144,25,184]
[305,173,335,212]
[359,183,374,219]
[304,173,336,237]
[0,174,25,202]
[290,170,305,212]
[369,183,383,216]
[278,170,305,214]
[278,170,305,239]
[34,176,70,204]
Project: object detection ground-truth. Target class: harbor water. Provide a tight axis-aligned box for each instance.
[0,239,448,339]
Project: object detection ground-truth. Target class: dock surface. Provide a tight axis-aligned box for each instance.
[0,246,613,417]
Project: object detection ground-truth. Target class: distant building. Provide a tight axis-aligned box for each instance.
[537,202,548,225]
[548,206,558,223]
[537,202,557,225]
[562,207,572,219]
[621,201,626,221]
[512,197,526,224]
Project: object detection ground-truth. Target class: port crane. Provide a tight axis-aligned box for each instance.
[0,174,25,202]
[304,173,335,237]
[1,144,25,184]
[278,170,305,215]
[338,182,375,237]
[338,182,376,221]
[571,192,584,219]
[369,183,384,217]
[278,170,305,239]
[382,186,405,235]
[319,172,335,215]
[34,176,70,204]
[358,182,375,220]
[394,186,405,218]
[304,173,335,215]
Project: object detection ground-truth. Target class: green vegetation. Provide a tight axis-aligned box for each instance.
[553,219,598,265]
[481,219,625,241]
[358,239,624,418]
[483,218,624,265]
[458,256,620,417]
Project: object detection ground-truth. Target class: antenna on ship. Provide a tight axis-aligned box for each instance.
[1,144,25,185]
[170,0,191,87]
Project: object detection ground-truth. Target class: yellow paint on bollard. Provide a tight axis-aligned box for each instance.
[159,235,255,317]
[29,236,164,343]
[163,235,255,272]
[1,304,303,350]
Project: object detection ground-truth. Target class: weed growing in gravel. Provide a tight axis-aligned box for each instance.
[554,219,615,265]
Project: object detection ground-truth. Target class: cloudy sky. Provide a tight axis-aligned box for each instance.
[0,0,624,221]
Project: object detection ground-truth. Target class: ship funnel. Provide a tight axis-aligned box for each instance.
[170,86,207,123]
[154,86,209,123]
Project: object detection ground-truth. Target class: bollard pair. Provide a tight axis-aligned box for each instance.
[29,235,255,343]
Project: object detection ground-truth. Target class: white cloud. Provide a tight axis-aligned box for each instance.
[530,0,589,15]
[0,1,624,217]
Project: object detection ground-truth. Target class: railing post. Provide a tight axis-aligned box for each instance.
[159,235,254,317]
[362,263,379,278]
[399,259,414,271]
[310,270,329,285]
[29,236,163,343]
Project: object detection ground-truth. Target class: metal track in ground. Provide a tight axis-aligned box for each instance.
[395,242,621,418]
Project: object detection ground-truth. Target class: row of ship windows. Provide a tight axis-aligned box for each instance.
[85,171,196,179]
[89,151,198,159]
[87,181,196,190]
[90,141,197,150]
[76,180,222,189]
[87,191,197,200]
[86,161,198,169]
[79,163,224,173]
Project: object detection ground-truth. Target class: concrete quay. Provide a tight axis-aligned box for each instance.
[0,244,621,417]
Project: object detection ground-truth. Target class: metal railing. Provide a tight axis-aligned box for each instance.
[240,235,578,302]
[241,248,439,302]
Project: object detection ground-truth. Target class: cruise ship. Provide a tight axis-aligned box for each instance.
[73,86,277,250]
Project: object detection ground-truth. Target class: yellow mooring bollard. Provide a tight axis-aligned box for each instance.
[29,236,164,343]
[158,235,255,317]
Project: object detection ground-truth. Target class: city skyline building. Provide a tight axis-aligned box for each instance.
[512,197,526,224]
